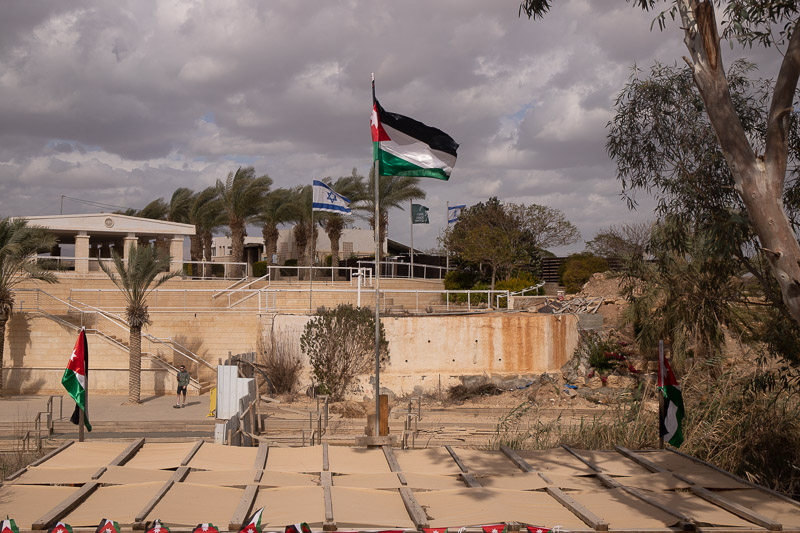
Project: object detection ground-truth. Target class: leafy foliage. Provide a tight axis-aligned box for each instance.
[559,253,608,293]
[586,222,651,262]
[300,304,388,401]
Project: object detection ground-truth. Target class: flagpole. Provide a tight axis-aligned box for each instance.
[658,339,665,450]
[410,200,414,278]
[373,74,381,438]
[79,327,86,442]
[309,205,314,312]
[446,201,450,271]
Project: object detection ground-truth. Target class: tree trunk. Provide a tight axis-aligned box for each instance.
[678,2,800,326]
[0,312,7,394]
[189,234,202,262]
[294,224,308,280]
[262,223,279,265]
[230,218,246,278]
[129,324,142,404]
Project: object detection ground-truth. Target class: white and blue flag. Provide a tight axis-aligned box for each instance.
[447,204,466,224]
[312,180,351,214]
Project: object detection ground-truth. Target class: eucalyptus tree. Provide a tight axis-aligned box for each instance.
[216,167,272,277]
[520,0,800,328]
[0,218,57,393]
[99,245,179,404]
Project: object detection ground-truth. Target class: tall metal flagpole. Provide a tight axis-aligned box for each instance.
[446,201,450,270]
[309,206,314,312]
[658,339,665,450]
[410,200,414,279]
[373,74,381,437]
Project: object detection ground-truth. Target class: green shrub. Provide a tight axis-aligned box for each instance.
[560,253,608,293]
[211,263,225,278]
[252,261,267,278]
[496,272,542,294]
[300,304,389,401]
[280,258,298,277]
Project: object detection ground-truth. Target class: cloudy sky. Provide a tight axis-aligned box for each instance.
[0,1,780,254]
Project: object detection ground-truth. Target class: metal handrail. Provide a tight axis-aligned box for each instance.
[357,259,451,279]
[143,334,217,372]
[495,281,545,307]
[214,273,270,307]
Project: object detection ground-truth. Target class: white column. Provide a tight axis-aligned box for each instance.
[74,232,90,274]
[169,235,184,272]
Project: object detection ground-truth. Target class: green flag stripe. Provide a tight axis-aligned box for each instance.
[375,146,450,180]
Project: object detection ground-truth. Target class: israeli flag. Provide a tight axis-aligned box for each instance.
[447,204,466,224]
[312,180,351,214]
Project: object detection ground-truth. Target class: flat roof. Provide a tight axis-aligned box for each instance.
[18,213,195,236]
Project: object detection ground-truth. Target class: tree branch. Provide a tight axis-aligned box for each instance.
[764,18,800,183]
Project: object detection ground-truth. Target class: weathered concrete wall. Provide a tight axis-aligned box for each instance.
[268,312,578,398]
[4,297,577,397]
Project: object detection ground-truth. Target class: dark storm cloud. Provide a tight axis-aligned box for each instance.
[0,0,781,252]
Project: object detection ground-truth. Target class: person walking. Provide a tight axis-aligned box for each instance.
[175,365,190,408]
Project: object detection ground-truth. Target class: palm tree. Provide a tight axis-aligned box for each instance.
[319,169,364,271]
[354,169,425,261]
[0,218,57,393]
[285,186,316,279]
[188,187,222,264]
[255,188,294,269]
[99,245,179,404]
[216,167,272,277]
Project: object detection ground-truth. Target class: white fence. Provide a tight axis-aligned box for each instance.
[214,365,257,446]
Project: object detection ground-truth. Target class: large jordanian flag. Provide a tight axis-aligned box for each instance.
[659,356,685,447]
[371,93,459,180]
[62,327,91,432]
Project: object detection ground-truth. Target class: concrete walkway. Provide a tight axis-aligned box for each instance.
[0,393,214,424]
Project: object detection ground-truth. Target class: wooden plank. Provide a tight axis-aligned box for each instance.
[546,486,608,531]
[253,442,269,469]
[110,437,146,466]
[561,444,602,472]
[32,481,99,530]
[445,444,468,473]
[90,437,147,480]
[133,466,189,524]
[382,444,402,473]
[379,394,389,436]
[596,473,694,529]
[668,448,800,510]
[180,440,204,466]
[396,472,408,486]
[690,486,782,531]
[229,484,259,530]
[460,472,482,488]
[614,446,667,473]
[398,486,429,529]
[321,471,335,527]
[500,445,535,472]
[322,442,329,472]
[9,441,76,482]
[29,441,74,468]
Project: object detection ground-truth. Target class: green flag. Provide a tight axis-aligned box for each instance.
[62,328,91,432]
[411,203,429,224]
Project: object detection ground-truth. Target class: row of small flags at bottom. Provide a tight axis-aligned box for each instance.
[3,516,559,533]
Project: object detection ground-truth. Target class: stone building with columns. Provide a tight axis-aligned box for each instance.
[20,213,194,274]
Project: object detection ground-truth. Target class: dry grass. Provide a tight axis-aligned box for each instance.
[492,363,800,499]
[257,333,304,394]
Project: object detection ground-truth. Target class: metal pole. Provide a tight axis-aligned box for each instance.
[658,339,665,450]
[309,208,314,312]
[410,200,414,279]
[446,201,450,270]
[372,73,381,438]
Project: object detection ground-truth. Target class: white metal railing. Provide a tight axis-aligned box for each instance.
[495,281,546,308]
[35,255,247,280]
[357,260,451,280]
[14,288,213,387]
[67,286,510,313]
[212,273,270,308]
[264,265,372,285]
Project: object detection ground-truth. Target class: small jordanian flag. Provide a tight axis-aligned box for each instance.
[146,519,170,533]
[193,524,220,533]
[658,355,685,447]
[62,328,91,432]
[1,518,19,533]
[371,85,458,181]
[48,522,73,533]
[423,528,449,533]
[483,525,508,533]
[94,519,120,533]
[526,527,550,533]
[239,507,264,533]
[284,524,311,533]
